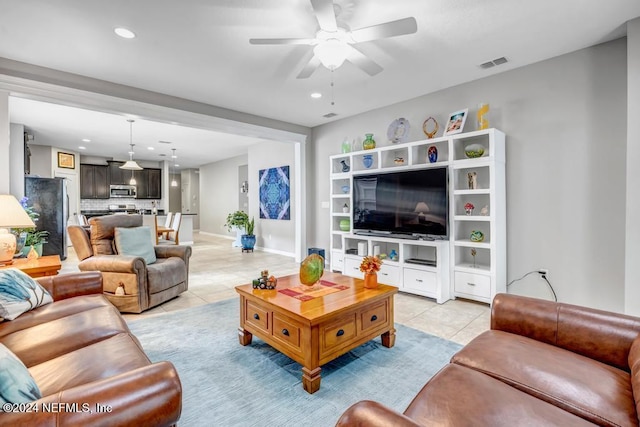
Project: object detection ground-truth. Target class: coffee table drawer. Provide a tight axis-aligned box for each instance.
[360,301,388,333]
[245,300,270,333]
[321,314,357,356]
[272,312,302,352]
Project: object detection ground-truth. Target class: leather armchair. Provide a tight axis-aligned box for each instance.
[68,215,191,313]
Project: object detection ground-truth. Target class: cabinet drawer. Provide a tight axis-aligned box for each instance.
[378,264,399,285]
[321,314,357,356]
[272,312,302,352]
[344,257,364,279]
[245,301,270,333]
[403,267,437,296]
[454,271,491,298]
[360,301,388,333]
[331,250,344,272]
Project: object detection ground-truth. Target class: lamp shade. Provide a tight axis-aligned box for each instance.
[0,195,36,228]
[120,160,143,170]
[314,39,348,70]
[414,202,430,215]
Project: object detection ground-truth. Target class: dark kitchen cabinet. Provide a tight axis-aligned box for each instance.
[133,168,162,199]
[80,164,109,199]
[108,161,126,185]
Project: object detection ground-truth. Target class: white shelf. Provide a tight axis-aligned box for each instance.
[454,189,491,195]
[454,215,491,221]
[454,264,491,273]
[454,239,491,249]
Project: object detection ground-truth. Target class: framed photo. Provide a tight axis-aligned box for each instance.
[443,108,468,136]
[57,152,75,169]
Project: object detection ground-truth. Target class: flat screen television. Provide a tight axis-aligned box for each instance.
[352,167,448,238]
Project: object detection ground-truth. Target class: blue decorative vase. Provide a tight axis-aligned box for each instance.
[241,235,256,250]
[363,154,373,169]
[340,160,350,172]
[428,146,438,163]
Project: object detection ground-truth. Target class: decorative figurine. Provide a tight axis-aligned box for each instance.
[480,205,489,216]
[394,156,405,165]
[389,249,398,261]
[343,203,349,213]
[253,269,278,289]
[471,248,477,268]
[468,172,478,189]
[464,202,474,215]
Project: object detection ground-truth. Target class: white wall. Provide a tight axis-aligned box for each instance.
[248,141,296,255]
[199,154,248,236]
[9,123,24,197]
[310,38,628,312]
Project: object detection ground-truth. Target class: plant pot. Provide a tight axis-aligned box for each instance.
[22,243,43,258]
[241,234,256,250]
[364,272,378,289]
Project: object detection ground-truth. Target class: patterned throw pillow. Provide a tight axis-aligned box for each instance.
[0,343,42,404]
[0,269,53,321]
[114,226,157,265]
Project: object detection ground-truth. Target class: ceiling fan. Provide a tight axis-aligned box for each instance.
[249,0,417,79]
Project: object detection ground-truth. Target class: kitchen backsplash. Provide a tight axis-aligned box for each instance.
[81,198,161,211]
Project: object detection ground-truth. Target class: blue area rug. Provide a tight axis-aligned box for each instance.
[128,298,461,427]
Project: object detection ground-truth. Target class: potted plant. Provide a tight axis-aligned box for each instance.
[224,210,249,247]
[24,230,48,257]
[241,217,256,252]
[11,197,48,257]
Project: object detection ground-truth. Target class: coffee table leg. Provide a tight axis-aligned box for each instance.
[381,327,396,348]
[238,327,253,346]
[301,366,322,394]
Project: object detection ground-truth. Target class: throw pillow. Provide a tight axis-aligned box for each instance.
[0,343,42,404]
[114,226,157,265]
[0,268,53,321]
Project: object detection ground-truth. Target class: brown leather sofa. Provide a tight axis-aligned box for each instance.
[68,214,191,313]
[336,293,640,426]
[0,271,181,426]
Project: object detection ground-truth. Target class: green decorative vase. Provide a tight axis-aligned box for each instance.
[339,219,350,232]
[363,133,376,150]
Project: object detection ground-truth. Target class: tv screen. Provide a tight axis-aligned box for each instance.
[352,167,448,237]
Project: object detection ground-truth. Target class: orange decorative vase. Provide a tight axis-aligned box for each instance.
[364,272,378,289]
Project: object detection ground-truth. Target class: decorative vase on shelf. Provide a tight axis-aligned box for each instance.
[363,154,373,169]
[364,272,378,289]
[340,160,350,172]
[339,219,350,231]
[470,230,485,242]
[476,103,489,130]
[363,133,376,150]
[341,138,351,153]
[427,146,438,163]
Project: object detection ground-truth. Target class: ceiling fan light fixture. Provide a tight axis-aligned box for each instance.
[314,39,348,70]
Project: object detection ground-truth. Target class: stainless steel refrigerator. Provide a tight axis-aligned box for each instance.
[25,176,68,260]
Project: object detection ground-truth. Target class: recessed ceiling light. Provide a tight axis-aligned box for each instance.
[310,92,322,99]
[82,138,91,142]
[147,147,154,150]
[175,164,180,168]
[78,146,86,150]
[114,27,136,39]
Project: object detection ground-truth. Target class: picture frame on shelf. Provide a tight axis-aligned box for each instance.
[444,108,468,136]
[57,152,75,169]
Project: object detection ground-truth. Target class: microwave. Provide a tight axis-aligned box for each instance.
[110,185,137,198]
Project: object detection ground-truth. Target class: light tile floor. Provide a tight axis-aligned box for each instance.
[61,233,490,345]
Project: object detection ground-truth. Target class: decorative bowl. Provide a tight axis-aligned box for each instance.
[470,230,485,242]
[464,143,485,158]
[341,185,349,193]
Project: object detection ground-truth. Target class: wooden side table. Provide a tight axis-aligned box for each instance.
[0,255,62,278]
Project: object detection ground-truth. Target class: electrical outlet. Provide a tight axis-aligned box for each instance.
[538,268,549,275]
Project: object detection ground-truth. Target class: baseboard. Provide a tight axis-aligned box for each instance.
[198,231,295,258]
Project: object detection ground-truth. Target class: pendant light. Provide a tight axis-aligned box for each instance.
[120,119,143,171]
[170,149,178,187]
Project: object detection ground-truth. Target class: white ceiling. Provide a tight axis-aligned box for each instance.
[2,0,639,168]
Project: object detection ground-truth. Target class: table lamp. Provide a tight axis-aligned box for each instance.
[0,195,36,265]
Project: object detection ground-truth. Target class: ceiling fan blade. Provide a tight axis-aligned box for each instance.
[350,17,418,43]
[345,45,383,76]
[310,0,337,32]
[250,38,315,45]
[297,55,321,79]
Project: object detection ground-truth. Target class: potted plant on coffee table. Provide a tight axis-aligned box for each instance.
[24,230,48,257]
[241,217,256,252]
[224,210,249,248]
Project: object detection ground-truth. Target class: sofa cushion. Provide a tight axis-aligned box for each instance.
[147,257,186,294]
[114,226,156,265]
[2,305,130,368]
[29,333,151,397]
[627,336,640,424]
[0,343,41,404]
[0,268,53,321]
[0,294,112,339]
[452,330,636,427]
[404,364,596,426]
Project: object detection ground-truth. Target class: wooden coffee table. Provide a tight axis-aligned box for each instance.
[235,271,397,393]
[0,255,62,278]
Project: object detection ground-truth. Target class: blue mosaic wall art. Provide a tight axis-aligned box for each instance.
[259,165,290,220]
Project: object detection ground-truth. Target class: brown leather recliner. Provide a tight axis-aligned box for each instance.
[68,215,191,313]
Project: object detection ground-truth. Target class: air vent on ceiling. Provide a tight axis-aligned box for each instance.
[479,57,508,69]
[159,154,166,157]
[158,140,172,144]
[323,112,338,118]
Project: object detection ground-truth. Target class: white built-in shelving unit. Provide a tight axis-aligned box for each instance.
[329,128,506,304]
